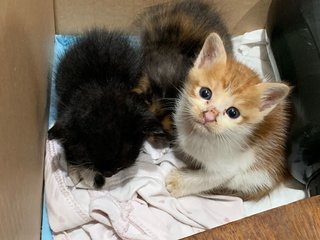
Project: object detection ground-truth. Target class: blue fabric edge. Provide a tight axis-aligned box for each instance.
[42,35,76,240]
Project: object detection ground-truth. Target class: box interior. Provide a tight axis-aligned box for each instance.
[0,0,273,239]
[54,0,271,35]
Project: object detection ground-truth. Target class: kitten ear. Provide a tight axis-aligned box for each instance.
[256,82,290,115]
[194,32,227,69]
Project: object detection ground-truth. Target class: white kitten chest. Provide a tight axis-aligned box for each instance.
[179,131,256,175]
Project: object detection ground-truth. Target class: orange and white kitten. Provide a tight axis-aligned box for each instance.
[166,33,290,200]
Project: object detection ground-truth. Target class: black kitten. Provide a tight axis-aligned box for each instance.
[49,29,163,188]
[134,0,233,141]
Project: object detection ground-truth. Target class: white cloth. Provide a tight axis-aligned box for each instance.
[45,140,245,240]
[232,29,276,81]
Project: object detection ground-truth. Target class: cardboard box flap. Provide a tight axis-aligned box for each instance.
[0,0,55,238]
[54,0,271,35]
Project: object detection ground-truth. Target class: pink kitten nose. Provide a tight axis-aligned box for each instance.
[203,108,219,123]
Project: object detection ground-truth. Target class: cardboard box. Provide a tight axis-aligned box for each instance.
[0,0,272,239]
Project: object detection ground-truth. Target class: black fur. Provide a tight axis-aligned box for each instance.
[49,29,163,188]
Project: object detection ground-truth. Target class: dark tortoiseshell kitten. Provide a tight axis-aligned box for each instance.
[49,29,163,188]
[134,0,233,141]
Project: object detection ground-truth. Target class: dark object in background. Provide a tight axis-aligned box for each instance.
[268,0,320,196]
[49,29,163,188]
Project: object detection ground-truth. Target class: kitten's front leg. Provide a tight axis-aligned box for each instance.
[165,168,226,197]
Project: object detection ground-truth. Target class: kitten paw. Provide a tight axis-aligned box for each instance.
[165,170,185,197]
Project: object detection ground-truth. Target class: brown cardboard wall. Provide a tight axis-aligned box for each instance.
[54,0,271,35]
[0,0,55,239]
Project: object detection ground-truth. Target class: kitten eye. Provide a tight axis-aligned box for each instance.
[199,87,212,100]
[226,107,240,119]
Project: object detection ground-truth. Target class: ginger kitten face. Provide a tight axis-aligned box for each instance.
[176,33,290,136]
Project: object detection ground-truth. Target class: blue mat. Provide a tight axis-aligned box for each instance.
[42,35,76,240]
[48,35,77,127]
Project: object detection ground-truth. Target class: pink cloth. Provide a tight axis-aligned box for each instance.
[45,140,245,240]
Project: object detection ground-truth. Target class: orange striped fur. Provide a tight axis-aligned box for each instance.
[166,33,290,200]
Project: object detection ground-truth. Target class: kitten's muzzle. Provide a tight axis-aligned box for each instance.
[202,108,219,124]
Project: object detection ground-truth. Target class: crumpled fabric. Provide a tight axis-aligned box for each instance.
[45,140,245,240]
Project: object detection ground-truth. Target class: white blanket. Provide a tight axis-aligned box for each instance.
[45,140,245,240]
